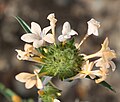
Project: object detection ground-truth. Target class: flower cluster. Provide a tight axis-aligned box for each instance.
[15,13,116,102]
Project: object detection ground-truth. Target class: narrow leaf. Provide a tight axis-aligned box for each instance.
[15,16,31,33]
[86,76,116,92]
[99,81,116,93]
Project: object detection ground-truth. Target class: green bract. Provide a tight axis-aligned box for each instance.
[38,39,84,80]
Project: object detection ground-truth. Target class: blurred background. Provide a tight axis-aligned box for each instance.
[0,0,120,102]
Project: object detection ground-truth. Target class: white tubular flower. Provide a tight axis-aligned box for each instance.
[53,99,60,102]
[21,22,54,48]
[58,22,78,42]
[15,69,43,89]
[87,18,100,36]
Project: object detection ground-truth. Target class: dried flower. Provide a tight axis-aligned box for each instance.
[92,67,109,83]
[84,38,116,71]
[15,44,44,63]
[58,22,78,42]
[87,18,100,36]
[47,13,57,29]
[70,61,96,80]
[15,69,43,89]
[21,22,54,48]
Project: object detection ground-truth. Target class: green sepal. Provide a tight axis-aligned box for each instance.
[40,84,61,102]
[15,16,31,33]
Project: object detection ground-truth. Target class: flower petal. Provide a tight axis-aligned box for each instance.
[109,61,116,71]
[25,76,36,89]
[58,35,66,42]
[43,76,52,85]
[15,72,35,83]
[33,40,44,48]
[42,26,51,36]
[62,22,71,35]
[69,30,78,35]
[87,18,100,36]
[21,34,39,43]
[31,22,41,35]
[54,99,60,102]
[36,75,43,89]
[43,33,54,43]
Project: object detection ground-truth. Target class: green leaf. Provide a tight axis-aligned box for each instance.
[15,16,31,33]
[86,76,116,92]
[99,81,116,93]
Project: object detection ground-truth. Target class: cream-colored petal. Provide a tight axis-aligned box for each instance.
[89,74,96,79]
[88,62,94,71]
[109,61,116,71]
[24,43,33,51]
[21,34,39,43]
[95,75,106,83]
[33,40,44,48]
[15,50,28,60]
[102,37,109,50]
[15,72,35,83]
[25,76,36,89]
[80,74,87,78]
[31,22,41,35]
[36,75,43,89]
[43,33,54,43]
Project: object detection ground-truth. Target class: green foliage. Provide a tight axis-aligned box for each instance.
[99,81,116,93]
[86,76,116,93]
[15,16,31,33]
[40,84,61,102]
[39,39,84,80]
[0,83,34,102]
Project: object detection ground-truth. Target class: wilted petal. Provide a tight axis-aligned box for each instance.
[33,40,44,48]
[43,33,54,43]
[21,34,39,43]
[25,76,36,89]
[31,22,41,35]
[15,50,27,60]
[15,72,35,83]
